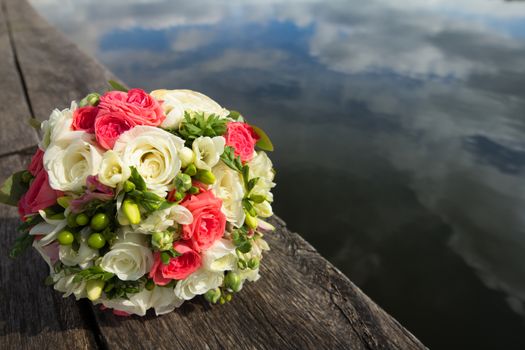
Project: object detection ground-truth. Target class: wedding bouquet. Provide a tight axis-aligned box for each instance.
[1,81,275,316]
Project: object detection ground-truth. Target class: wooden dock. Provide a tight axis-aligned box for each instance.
[0,0,426,348]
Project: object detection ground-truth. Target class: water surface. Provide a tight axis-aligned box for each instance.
[31,0,525,348]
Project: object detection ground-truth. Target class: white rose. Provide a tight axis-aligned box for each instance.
[59,228,99,268]
[150,89,229,129]
[44,138,103,192]
[100,233,154,281]
[134,205,192,234]
[53,271,87,300]
[98,150,130,188]
[211,162,245,227]
[40,101,85,149]
[192,136,225,171]
[98,286,183,316]
[174,268,224,300]
[114,126,185,196]
[202,239,237,272]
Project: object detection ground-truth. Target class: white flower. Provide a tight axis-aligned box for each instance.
[211,162,245,227]
[192,136,225,171]
[150,89,229,129]
[33,239,59,274]
[29,209,67,245]
[98,286,183,316]
[247,151,276,218]
[174,268,224,300]
[134,205,192,234]
[40,101,85,150]
[44,138,103,192]
[114,126,185,196]
[98,150,130,188]
[53,271,87,300]
[100,233,153,281]
[249,151,275,182]
[59,228,99,268]
[202,239,238,272]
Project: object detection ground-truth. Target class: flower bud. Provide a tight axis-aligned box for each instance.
[67,213,79,228]
[179,147,195,168]
[204,288,221,304]
[145,279,155,291]
[224,271,241,292]
[79,93,100,107]
[151,231,174,251]
[249,194,266,204]
[244,212,258,229]
[247,257,260,270]
[123,180,135,193]
[184,163,197,176]
[195,169,215,185]
[122,198,141,225]
[86,279,104,301]
[174,173,192,193]
[188,186,200,195]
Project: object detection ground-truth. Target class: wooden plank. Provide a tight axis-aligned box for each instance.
[93,216,425,350]
[2,0,427,348]
[0,153,97,350]
[0,0,37,155]
[3,0,115,120]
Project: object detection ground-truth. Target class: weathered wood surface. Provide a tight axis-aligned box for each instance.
[0,0,427,349]
[0,2,98,349]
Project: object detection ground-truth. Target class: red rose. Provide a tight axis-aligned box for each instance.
[94,111,133,150]
[28,148,44,176]
[225,122,259,162]
[98,89,165,127]
[181,190,226,252]
[18,170,61,220]
[72,106,98,133]
[149,242,201,285]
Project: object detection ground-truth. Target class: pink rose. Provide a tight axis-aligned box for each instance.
[98,89,165,127]
[18,170,61,220]
[72,106,98,133]
[181,190,226,252]
[149,242,201,285]
[225,122,259,162]
[28,148,44,176]
[94,111,133,149]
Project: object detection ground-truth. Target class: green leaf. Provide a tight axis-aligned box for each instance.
[174,112,228,146]
[220,146,243,173]
[129,167,146,191]
[227,110,245,122]
[247,177,259,192]
[251,125,274,152]
[108,80,129,92]
[9,232,34,258]
[73,266,114,283]
[0,171,29,206]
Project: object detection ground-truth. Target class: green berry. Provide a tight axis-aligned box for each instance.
[87,233,106,249]
[57,230,74,245]
[76,213,90,226]
[67,213,79,228]
[90,213,109,231]
[224,271,241,292]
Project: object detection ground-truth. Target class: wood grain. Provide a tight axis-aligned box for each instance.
[0,0,37,155]
[0,0,427,348]
[93,216,425,350]
[0,153,98,350]
[3,0,115,120]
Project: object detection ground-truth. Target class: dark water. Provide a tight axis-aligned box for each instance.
[31,0,525,348]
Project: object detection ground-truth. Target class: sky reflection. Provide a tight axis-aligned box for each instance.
[31,0,525,347]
